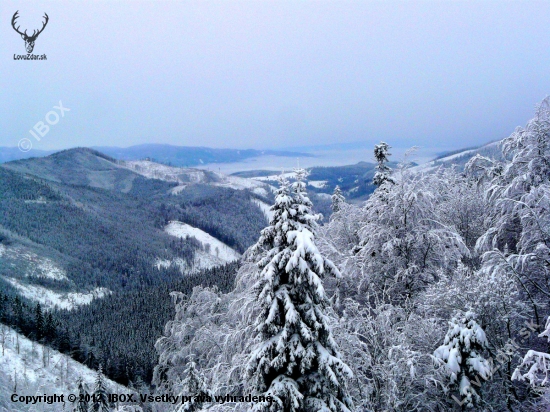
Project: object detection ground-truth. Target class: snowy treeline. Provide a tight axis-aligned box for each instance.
[154,99,550,411]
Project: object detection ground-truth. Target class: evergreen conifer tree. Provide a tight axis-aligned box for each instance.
[247,169,353,412]
[177,359,212,412]
[433,311,492,409]
[90,365,111,412]
[330,186,345,213]
[373,142,394,187]
[73,377,89,412]
[34,303,44,341]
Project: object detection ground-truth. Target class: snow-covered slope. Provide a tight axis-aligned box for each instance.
[1,278,110,311]
[123,160,209,184]
[252,171,297,182]
[412,141,501,173]
[0,245,67,281]
[122,160,270,195]
[210,171,270,195]
[163,221,241,271]
[0,325,130,412]
[308,180,328,188]
[0,244,111,310]
[252,199,274,221]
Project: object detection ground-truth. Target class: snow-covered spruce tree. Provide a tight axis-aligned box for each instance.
[330,186,345,214]
[420,261,528,410]
[90,366,111,412]
[176,359,212,412]
[433,311,492,409]
[73,377,88,412]
[373,142,395,187]
[247,170,353,412]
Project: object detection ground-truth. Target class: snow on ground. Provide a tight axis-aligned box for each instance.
[210,172,267,191]
[1,278,110,311]
[170,185,186,195]
[308,180,327,188]
[0,325,130,412]
[252,199,274,221]
[165,222,240,262]
[123,160,209,184]
[163,222,241,271]
[316,193,332,199]
[252,171,297,182]
[0,245,68,281]
[123,160,272,195]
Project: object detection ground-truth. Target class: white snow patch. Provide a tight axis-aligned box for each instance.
[164,221,241,265]
[0,325,130,410]
[2,278,111,311]
[210,172,270,193]
[35,260,67,282]
[123,161,209,184]
[316,193,332,199]
[252,199,274,221]
[0,246,68,281]
[308,180,328,188]
[252,187,269,196]
[170,184,186,195]
[155,258,172,270]
[252,172,297,182]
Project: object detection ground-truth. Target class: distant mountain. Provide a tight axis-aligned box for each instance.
[279,140,376,152]
[0,144,313,167]
[91,143,313,167]
[0,148,270,303]
[0,147,272,385]
[232,140,505,204]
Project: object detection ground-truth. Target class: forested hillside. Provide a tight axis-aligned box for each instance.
[0,148,269,292]
[0,149,272,393]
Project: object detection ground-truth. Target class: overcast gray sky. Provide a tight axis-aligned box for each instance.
[1,0,550,151]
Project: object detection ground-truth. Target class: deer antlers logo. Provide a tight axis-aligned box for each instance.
[11,11,49,54]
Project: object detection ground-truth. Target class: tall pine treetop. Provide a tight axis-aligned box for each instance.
[331,186,345,213]
[247,168,352,412]
[373,141,395,187]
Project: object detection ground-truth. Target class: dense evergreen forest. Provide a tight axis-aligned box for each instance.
[0,149,268,291]
[0,262,239,387]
